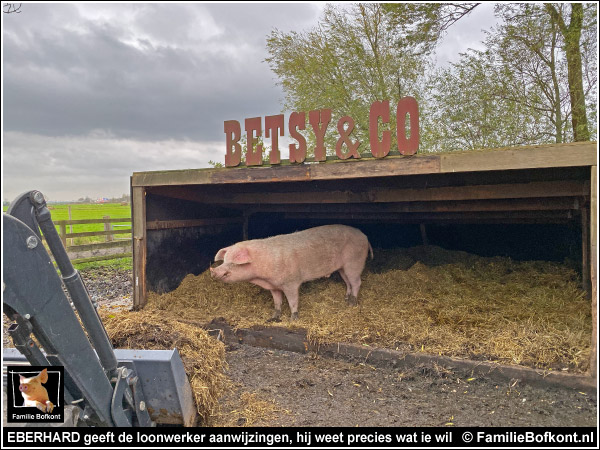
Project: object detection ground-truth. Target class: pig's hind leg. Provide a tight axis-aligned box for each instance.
[267,289,284,322]
[282,285,301,321]
[338,269,353,304]
[340,264,363,306]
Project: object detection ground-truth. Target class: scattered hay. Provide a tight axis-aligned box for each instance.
[100,309,229,425]
[217,392,281,427]
[145,245,592,373]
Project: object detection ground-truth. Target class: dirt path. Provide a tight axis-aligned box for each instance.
[221,343,596,427]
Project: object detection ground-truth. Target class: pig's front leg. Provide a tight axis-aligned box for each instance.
[283,285,300,321]
[267,289,284,322]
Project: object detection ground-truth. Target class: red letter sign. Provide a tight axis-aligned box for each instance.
[308,109,332,162]
[336,116,361,159]
[396,97,419,155]
[224,120,242,167]
[245,117,263,166]
[369,100,391,158]
[289,111,307,163]
[265,114,284,165]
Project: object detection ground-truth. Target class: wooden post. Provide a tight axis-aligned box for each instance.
[243,212,249,241]
[68,205,73,246]
[132,186,147,310]
[103,215,114,242]
[59,223,67,248]
[590,166,597,379]
[581,206,591,297]
[420,223,429,246]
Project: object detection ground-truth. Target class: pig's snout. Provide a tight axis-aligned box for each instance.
[210,261,222,278]
[19,385,27,392]
[210,261,230,281]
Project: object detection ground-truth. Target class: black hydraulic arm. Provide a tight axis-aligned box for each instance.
[3,212,116,425]
[7,191,118,377]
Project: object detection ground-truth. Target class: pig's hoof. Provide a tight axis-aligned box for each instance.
[267,311,282,323]
[290,312,299,321]
[347,295,358,306]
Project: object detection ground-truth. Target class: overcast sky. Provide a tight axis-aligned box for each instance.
[2,2,497,202]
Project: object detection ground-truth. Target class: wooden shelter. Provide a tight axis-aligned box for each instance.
[130,141,597,377]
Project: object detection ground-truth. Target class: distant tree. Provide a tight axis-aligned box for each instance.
[382,3,480,56]
[383,2,597,143]
[543,3,595,141]
[266,3,427,154]
[208,160,224,168]
[425,49,551,151]
[490,4,571,143]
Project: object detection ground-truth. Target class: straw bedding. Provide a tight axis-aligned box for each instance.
[100,245,591,425]
[144,245,592,373]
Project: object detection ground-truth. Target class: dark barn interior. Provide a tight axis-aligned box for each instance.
[136,152,594,297]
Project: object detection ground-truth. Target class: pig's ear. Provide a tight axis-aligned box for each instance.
[230,247,251,265]
[38,368,48,383]
[19,374,26,383]
[214,247,230,262]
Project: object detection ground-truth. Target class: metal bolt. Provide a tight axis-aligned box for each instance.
[83,414,89,420]
[26,236,38,249]
[24,314,31,320]
[139,401,146,411]
[32,191,45,205]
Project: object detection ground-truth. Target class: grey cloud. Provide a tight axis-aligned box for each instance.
[3,3,321,141]
[3,131,224,201]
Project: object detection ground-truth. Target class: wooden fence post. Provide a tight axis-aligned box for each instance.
[104,216,114,242]
[132,187,147,310]
[68,205,73,246]
[59,223,67,248]
[590,166,597,379]
[420,223,429,246]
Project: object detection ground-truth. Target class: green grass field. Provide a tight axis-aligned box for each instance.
[5,203,132,244]
[4,202,130,222]
[4,202,133,270]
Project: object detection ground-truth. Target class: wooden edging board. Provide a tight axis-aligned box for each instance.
[200,318,596,394]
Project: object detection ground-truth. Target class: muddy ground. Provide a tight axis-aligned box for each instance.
[4,267,597,427]
[221,343,596,427]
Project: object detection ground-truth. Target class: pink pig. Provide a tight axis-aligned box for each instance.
[210,224,373,321]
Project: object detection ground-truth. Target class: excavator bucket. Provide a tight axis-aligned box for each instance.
[3,348,196,427]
